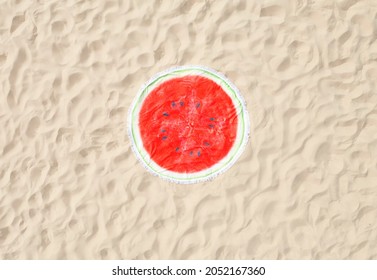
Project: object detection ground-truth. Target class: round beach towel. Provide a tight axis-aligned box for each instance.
[128,66,249,184]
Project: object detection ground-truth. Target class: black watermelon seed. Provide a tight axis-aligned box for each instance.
[161,129,166,132]
[163,112,169,117]
[171,101,176,107]
[162,136,168,140]
[196,102,200,108]
[175,147,179,152]
[180,101,184,107]
[204,141,210,146]
[197,151,201,156]
[210,117,215,121]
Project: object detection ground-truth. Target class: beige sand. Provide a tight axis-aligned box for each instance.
[1,0,377,259]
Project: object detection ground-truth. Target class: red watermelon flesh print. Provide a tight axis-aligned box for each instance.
[128,66,249,184]
[139,75,238,173]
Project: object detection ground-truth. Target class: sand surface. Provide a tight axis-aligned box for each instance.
[1,0,377,259]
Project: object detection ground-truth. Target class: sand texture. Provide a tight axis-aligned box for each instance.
[1,0,377,259]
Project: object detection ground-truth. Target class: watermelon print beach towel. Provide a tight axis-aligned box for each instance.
[128,66,249,184]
